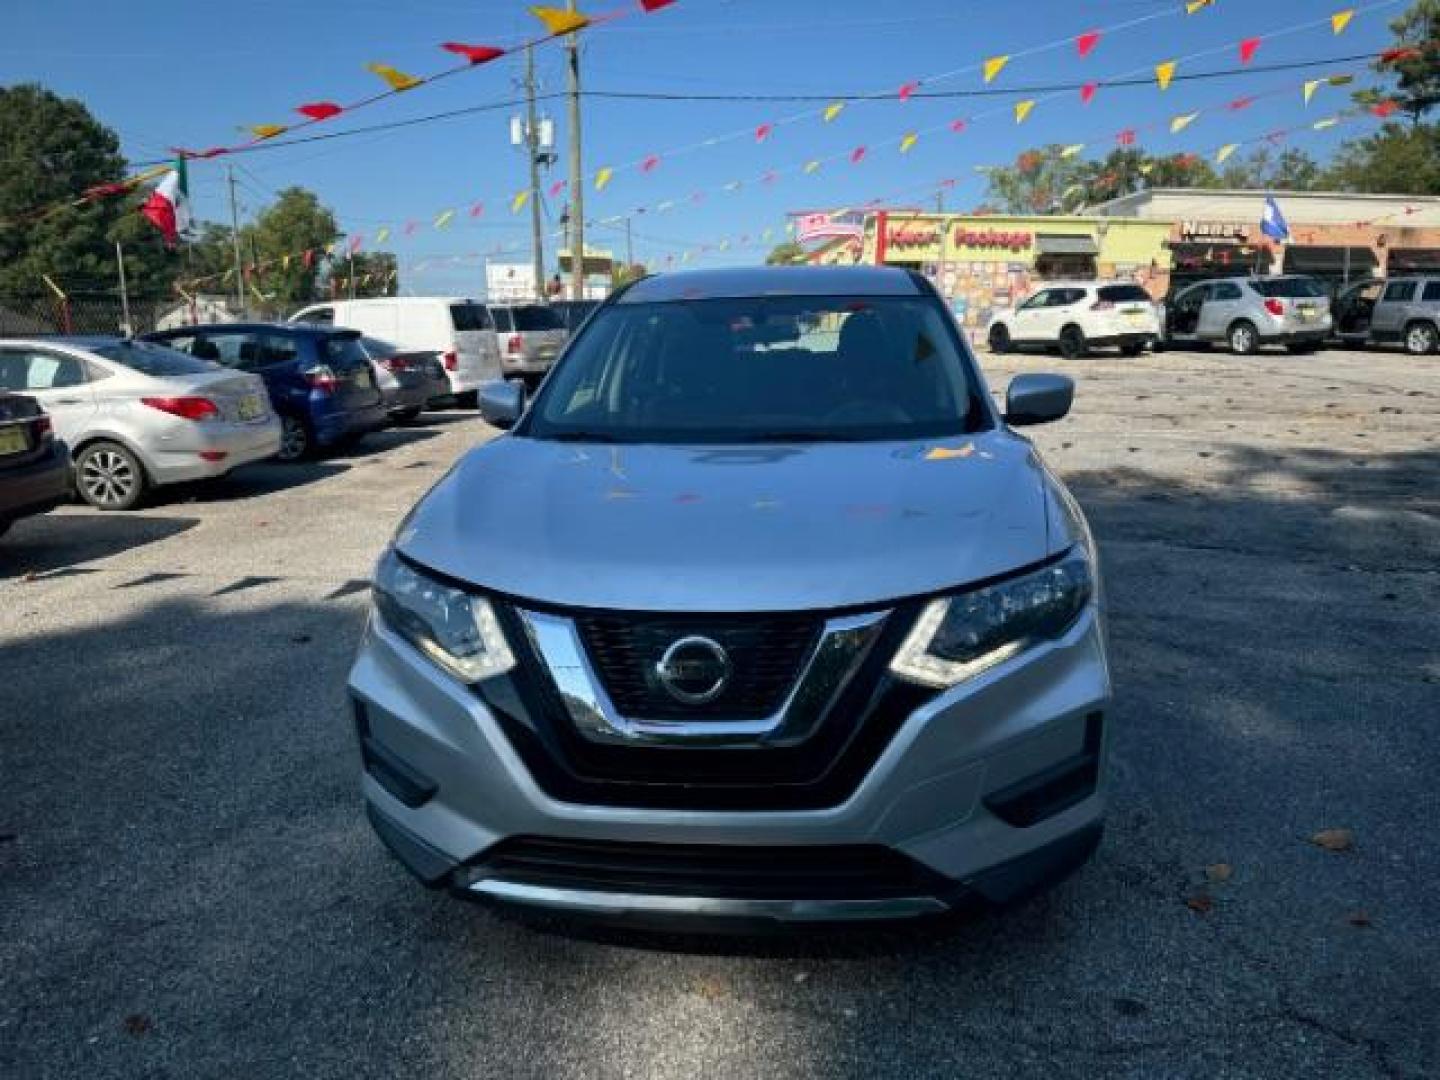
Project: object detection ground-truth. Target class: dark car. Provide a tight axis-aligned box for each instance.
[0,392,70,538]
[146,323,388,461]
[355,335,450,423]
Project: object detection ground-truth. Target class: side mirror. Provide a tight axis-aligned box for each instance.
[1005,374,1074,427]
[478,379,525,430]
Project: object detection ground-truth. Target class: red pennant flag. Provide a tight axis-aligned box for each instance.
[1076,30,1101,57]
[1371,100,1399,118]
[1266,130,1288,145]
[548,179,566,196]
[851,146,867,164]
[1381,46,1422,64]
[641,155,660,172]
[297,102,343,120]
[640,0,677,10]
[1176,153,1198,168]
[469,201,485,217]
[348,235,364,253]
[898,81,919,100]
[441,42,505,64]
[950,118,967,133]
[939,178,957,189]
[176,146,228,160]
[1116,129,1136,146]
[1228,96,1257,111]
[1239,38,1261,64]
[303,249,315,269]
[755,123,773,142]
[1080,82,1098,105]
[762,170,777,184]
[405,221,419,236]
[690,191,705,203]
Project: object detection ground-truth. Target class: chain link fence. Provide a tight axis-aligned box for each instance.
[0,294,182,337]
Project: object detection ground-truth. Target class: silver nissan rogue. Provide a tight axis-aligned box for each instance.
[347,266,1110,925]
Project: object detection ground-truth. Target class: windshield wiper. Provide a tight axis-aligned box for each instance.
[542,430,622,443]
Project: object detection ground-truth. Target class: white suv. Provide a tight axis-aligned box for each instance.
[988,282,1159,359]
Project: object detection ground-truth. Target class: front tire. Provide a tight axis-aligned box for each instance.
[276,416,312,462]
[1120,342,1146,357]
[988,325,1012,354]
[1058,324,1088,360]
[1228,320,1259,356]
[75,441,146,511]
[1404,321,1438,356]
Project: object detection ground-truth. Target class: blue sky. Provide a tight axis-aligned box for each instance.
[4,0,1404,293]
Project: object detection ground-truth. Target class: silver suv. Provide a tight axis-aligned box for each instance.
[1333,277,1440,355]
[1160,275,1332,354]
[347,267,1110,926]
[490,303,569,385]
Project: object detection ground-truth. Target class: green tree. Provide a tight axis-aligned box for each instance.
[333,251,399,298]
[1368,0,1440,123]
[984,146,1090,213]
[765,241,804,265]
[1219,148,1325,191]
[1324,123,1440,194]
[0,84,176,297]
[244,187,339,305]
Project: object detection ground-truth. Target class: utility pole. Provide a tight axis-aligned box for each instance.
[226,166,246,318]
[565,0,585,300]
[936,190,945,215]
[114,241,132,337]
[524,46,546,302]
[624,216,634,275]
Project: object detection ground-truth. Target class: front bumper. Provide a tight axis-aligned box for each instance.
[0,440,70,521]
[347,605,1111,923]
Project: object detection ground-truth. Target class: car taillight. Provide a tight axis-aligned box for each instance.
[33,415,52,439]
[442,350,458,371]
[507,334,523,355]
[1264,298,1285,317]
[142,396,220,421]
[1090,300,1115,311]
[303,365,340,393]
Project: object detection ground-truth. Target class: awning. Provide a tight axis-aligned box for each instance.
[1035,234,1099,256]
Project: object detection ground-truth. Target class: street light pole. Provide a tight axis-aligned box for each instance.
[524,45,545,302]
[565,0,585,300]
[625,215,634,274]
[227,165,246,318]
[115,241,132,336]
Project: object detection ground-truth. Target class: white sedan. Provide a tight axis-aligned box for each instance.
[987,282,1160,359]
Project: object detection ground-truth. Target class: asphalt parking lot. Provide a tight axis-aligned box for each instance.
[2,346,1437,1079]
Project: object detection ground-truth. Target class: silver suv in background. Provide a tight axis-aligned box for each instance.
[347,266,1110,927]
[1333,277,1440,355]
[489,303,569,385]
[1160,275,1332,354]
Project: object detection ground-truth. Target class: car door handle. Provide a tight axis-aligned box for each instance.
[53,397,84,404]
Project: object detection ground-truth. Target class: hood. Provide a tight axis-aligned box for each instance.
[396,430,1056,613]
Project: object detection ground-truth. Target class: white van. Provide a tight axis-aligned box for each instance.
[290,298,501,398]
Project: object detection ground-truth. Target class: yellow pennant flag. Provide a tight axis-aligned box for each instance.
[1216,143,1239,164]
[681,250,692,263]
[1304,79,1322,104]
[983,55,1010,83]
[803,160,821,174]
[1331,8,1355,34]
[511,190,530,213]
[762,228,773,241]
[434,209,455,229]
[1061,184,1084,200]
[1014,100,1035,124]
[1155,61,1177,91]
[249,124,288,140]
[375,227,390,244]
[1314,117,1339,130]
[366,63,422,92]
[1139,162,1156,176]
[1060,144,1085,158]
[823,102,845,122]
[531,6,590,35]
[718,239,730,251]
[1170,112,1199,133]
[282,254,291,270]
[899,132,918,153]
[594,166,613,190]
[1186,0,1216,13]
[1328,74,1355,87]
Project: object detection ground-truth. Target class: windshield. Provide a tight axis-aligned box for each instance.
[450,303,493,331]
[523,295,987,444]
[94,341,218,377]
[1254,278,1326,299]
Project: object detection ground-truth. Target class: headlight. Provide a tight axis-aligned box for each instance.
[372,548,515,683]
[889,548,1093,689]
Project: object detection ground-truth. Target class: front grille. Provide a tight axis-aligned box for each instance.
[575,612,822,719]
[468,837,954,900]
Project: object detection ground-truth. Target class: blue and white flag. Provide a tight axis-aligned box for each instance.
[1261,196,1291,243]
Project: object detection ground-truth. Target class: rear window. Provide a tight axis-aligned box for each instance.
[359,336,399,357]
[94,341,218,376]
[323,334,370,370]
[450,303,494,331]
[503,305,564,331]
[1422,282,1440,302]
[1098,285,1153,303]
[1253,278,1326,299]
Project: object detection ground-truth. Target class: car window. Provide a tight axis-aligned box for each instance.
[450,303,494,331]
[526,295,987,444]
[93,340,219,377]
[507,305,564,331]
[358,335,399,357]
[323,334,370,370]
[1424,282,1440,302]
[1213,282,1243,301]
[1098,285,1152,303]
[491,308,513,332]
[295,306,334,325]
[1019,290,1052,311]
[0,349,88,391]
[1254,278,1326,299]
[1383,282,1417,302]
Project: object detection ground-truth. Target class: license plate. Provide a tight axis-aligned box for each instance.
[354,368,373,388]
[0,426,28,456]
[1125,310,1146,326]
[237,394,264,421]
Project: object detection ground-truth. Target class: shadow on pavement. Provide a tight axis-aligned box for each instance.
[0,512,198,578]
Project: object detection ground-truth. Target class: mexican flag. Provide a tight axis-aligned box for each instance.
[141,158,193,247]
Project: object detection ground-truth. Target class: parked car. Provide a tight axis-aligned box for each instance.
[288,298,502,400]
[0,337,280,510]
[549,298,600,333]
[0,392,69,536]
[348,265,1109,926]
[488,303,569,384]
[987,282,1159,359]
[1332,276,1440,355]
[145,324,386,463]
[354,335,450,423]
[1159,275,1332,354]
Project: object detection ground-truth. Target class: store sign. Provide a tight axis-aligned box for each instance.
[1179,221,1249,241]
[795,210,865,244]
[888,224,942,247]
[953,227,1032,252]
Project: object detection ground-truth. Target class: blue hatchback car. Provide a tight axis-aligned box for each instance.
[146,323,388,461]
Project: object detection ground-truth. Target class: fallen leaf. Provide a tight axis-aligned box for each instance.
[1346,911,1373,928]
[1185,894,1214,915]
[1205,863,1233,883]
[122,1014,153,1036]
[696,976,726,1001]
[1310,828,1355,853]
[22,571,37,583]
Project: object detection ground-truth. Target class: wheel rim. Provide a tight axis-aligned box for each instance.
[279,419,308,460]
[80,449,135,507]
[1232,326,1254,352]
[1409,326,1435,353]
